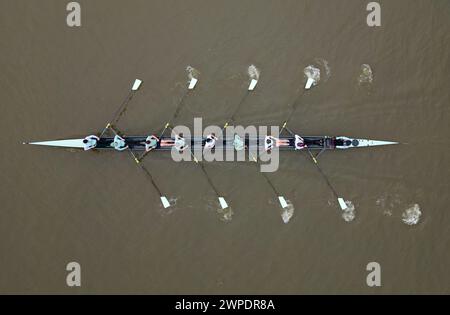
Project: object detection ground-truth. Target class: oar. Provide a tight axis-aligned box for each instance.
[190,150,229,210]
[222,78,288,209]
[248,150,289,209]
[137,77,198,163]
[99,79,143,138]
[165,125,229,210]
[109,126,171,208]
[284,126,348,211]
[222,78,257,130]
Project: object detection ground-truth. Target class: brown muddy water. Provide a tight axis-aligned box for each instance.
[0,0,449,294]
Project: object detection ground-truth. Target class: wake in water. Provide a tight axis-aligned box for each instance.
[186,65,200,81]
[217,206,234,222]
[358,64,373,85]
[402,204,422,225]
[376,190,422,225]
[280,199,294,224]
[304,65,320,86]
[341,200,356,222]
[303,58,331,87]
[315,58,331,82]
[158,197,178,216]
[247,64,260,80]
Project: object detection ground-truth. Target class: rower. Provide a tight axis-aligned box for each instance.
[144,135,159,152]
[204,133,218,150]
[233,134,245,151]
[82,135,99,151]
[174,133,187,153]
[110,134,128,151]
[264,136,275,152]
[295,135,306,150]
[264,136,290,152]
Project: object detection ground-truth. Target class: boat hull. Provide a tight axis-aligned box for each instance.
[26,136,398,151]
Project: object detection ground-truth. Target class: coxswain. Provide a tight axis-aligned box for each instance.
[82,135,99,151]
[144,135,159,152]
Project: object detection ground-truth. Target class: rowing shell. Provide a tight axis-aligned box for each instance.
[25,135,398,150]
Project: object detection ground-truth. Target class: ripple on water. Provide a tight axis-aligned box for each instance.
[280,199,294,224]
[186,65,200,80]
[358,64,373,85]
[247,64,260,80]
[402,204,422,226]
[341,200,356,222]
[304,65,320,86]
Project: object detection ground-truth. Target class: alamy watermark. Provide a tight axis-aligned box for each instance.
[66,261,81,287]
[66,2,81,27]
[366,2,381,27]
[170,118,280,173]
[366,262,381,287]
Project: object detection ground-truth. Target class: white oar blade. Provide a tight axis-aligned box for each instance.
[338,198,348,210]
[305,77,315,90]
[278,196,288,209]
[218,197,228,209]
[188,78,198,90]
[132,79,142,91]
[160,196,171,208]
[248,79,258,91]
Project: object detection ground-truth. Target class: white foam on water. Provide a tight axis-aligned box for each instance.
[158,197,177,216]
[248,64,260,80]
[304,65,320,86]
[315,58,331,81]
[402,204,422,225]
[280,199,294,224]
[358,64,373,85]
[341,200,356,222]
[186,65,200,80]
[217,206,234,222]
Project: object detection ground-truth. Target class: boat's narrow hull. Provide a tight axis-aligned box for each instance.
[335,137,398,149]
[26,139,85,148]
[25,136,398,151]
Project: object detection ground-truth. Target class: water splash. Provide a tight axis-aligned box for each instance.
[358,64,373,85]
[304,65,320,86]
[217,206,234,222]
[402,204,422,225]
[158,197,178,216]
[341,200,356,222]
[315,58,331,81]
[280,199,294,224]
[247,64,260,80]
[186,65,200,80]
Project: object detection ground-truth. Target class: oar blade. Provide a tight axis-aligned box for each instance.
[188,78,198,90]
[278,196,288,209]
[218,197,228,209]
[305,77,315,90]
[337,198,348,210]
[248,79,258,91]
[160,196,171,208]
[132,79,142,91]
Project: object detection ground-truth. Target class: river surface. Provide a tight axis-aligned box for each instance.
[0,0,449,293]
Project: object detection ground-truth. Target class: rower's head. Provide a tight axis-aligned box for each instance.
[83,139,88,144]
[145,140,151,144]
